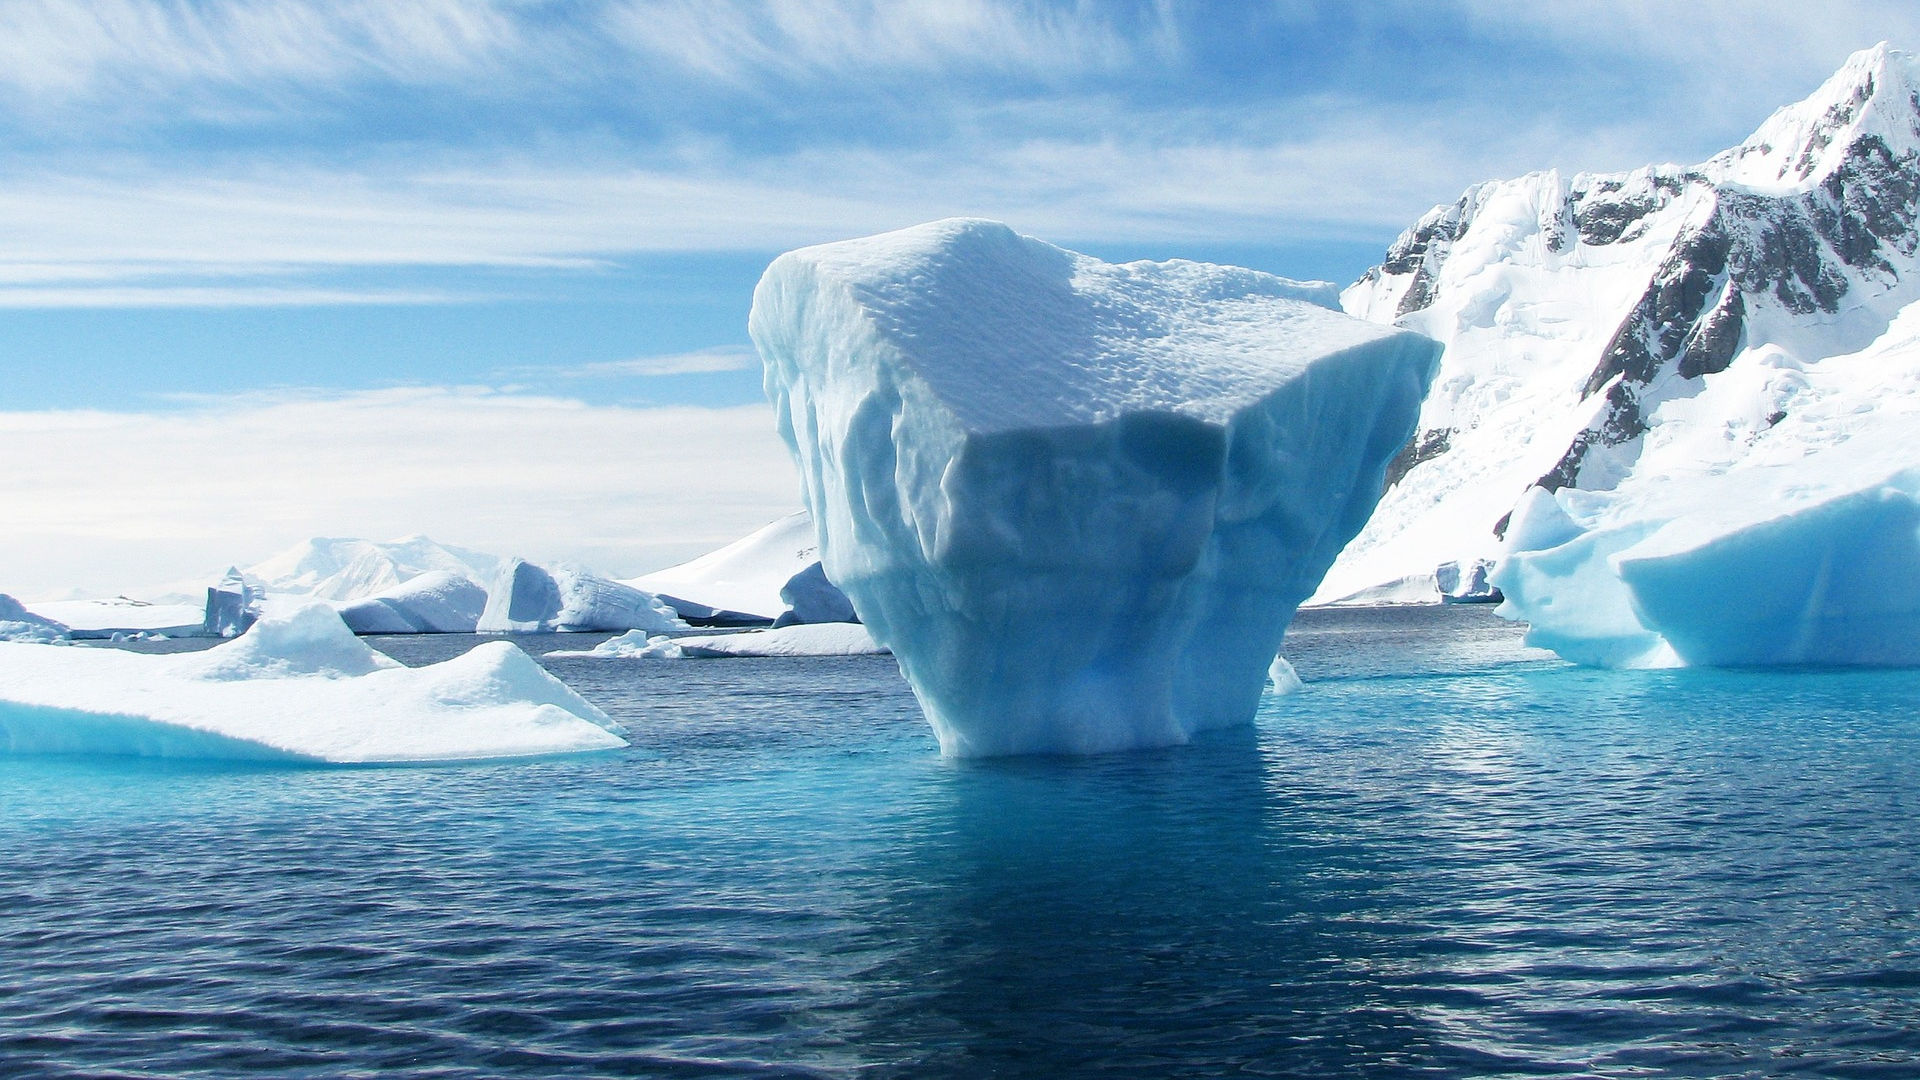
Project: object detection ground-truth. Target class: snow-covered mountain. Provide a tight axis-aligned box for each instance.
[1318,43,1920,603]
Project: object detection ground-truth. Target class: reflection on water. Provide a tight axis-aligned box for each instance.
[2,607,1917,1077]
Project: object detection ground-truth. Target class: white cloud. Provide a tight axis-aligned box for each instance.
[555,346,760,378]
[0,388,802,599]
[0,102,1657,308]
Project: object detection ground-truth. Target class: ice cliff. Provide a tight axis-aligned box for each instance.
[751,218,1438,755]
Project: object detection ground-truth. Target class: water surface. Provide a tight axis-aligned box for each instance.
[3,607,1917,1077]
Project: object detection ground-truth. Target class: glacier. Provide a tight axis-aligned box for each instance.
[478,559,687,634]
[1320,43,1920,611]
[751,218,1439,756]
[0,605,625,762]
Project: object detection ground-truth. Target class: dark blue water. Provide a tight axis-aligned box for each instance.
[3,607,1918,1078]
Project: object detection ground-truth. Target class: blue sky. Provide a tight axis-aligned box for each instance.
[4,0,1918,595]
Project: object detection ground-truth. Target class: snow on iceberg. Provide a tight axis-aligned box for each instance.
[629,511,820,624]
[478,559,688,634]
[0,605,625,762]
[26,597,209,639]
[243,535,501,602]
[549,623,887,659]
[751,218,1438,755]
[335,570,489,634]
[1492,430,1920,668]
[0,596,69,645]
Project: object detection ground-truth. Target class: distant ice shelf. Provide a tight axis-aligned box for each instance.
[751,218,1437,756]
[548,623,887,659]
[0,605,625,762]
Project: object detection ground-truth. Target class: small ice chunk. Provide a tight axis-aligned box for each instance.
[1267,654,1302,694]
[771,562,859,627]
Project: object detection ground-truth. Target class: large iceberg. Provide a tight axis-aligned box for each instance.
[478,559,688,634]
[750,218,1439,755]
[0,605,625,762]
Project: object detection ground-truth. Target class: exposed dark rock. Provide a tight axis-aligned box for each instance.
[1382,427,1451,490]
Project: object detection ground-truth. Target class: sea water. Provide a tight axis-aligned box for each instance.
[2,606,1917,1078]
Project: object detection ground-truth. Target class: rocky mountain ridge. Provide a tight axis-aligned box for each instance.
[1318,43,1920,603]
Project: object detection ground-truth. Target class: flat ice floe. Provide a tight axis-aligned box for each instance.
[752,218,1437,755]
[548,623,886,659]
[0,605,625,762]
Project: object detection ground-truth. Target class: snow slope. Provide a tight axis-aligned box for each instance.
[0,606,624,762]
[243,536,501,603]
[753,218,1436,756]
[628,512,820,623]
[1323,43,1920,606]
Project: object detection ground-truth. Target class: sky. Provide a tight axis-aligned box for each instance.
[5,0,1920,598]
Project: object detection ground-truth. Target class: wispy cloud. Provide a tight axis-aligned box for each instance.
[602,0,1165,87]
[0,285,462,308]
[0,387,801,598]
[0,0,520,101]
[552,346,761,378]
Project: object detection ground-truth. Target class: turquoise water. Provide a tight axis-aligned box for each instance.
[3,607,1918,1077]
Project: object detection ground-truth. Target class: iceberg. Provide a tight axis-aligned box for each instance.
[243,535,501,603]
[0,605,625,762]
[478,559,688,634]
[1493,429,1920,668]
[549,623,887,659]
[629,511,821,624]
[0,595,69,645]
[334,570,488,634]
[203,568,261,638]
[751,218,1439,755]
[25,597,209,639]
[771,561,859,627]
